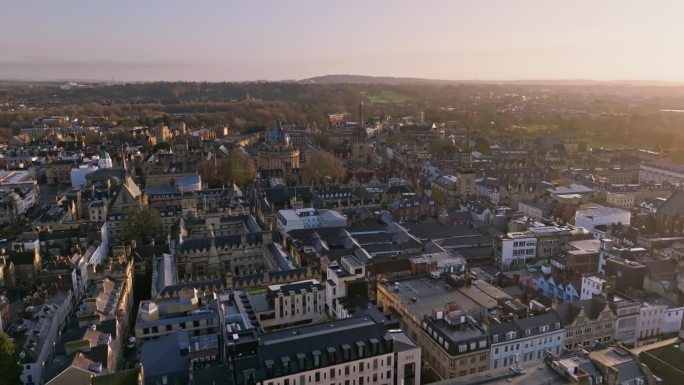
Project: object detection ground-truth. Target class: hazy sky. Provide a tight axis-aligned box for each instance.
[2,0,684,81]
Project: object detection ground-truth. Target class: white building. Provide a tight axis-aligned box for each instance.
[606,192,635,209]
[70,164,99,189]
[639,163,684,185]
[277,208,347,236]
[489,312,565,369]
[580,275,608,300]
[610,294,640,346]
[18,290,74,385]
[325,256,366,319]
[247,279,326,332]
[493,232,537,271]
[662,306,684,335]
[635,302,667,345]
[257,316,421,385]
[518,201,544,221]
[575,204,631,233]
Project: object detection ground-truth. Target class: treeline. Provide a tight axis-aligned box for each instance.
[2,81,684,147]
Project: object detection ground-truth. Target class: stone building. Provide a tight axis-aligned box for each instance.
[174,227,275,279]
[257,122,300,182]
[555,296,617,350]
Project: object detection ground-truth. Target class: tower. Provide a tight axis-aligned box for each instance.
[98,150,113,169]
[351,124,369,165]
[358,102,364,125]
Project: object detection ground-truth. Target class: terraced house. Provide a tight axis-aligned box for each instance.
[555,296,616,350]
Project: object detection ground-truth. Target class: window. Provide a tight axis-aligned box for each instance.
[387,356,392,366]
[330,369,335,379]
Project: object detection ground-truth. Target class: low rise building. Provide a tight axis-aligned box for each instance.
[494,225,591,271]
[580,275,608,300]
[135,288,220,343]
[606,192,635,209]
[555,296,616,350]
[575,204,631,233]
[246,279,325,331]
[15,289,74,385]
[376,276,509,379]
[252,316,421,385]
[276,208,347,236]
[325,256,367,319]
[489,312,565,369]
[608,294,640,346]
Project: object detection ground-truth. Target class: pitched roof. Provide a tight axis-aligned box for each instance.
[656,191,684,216]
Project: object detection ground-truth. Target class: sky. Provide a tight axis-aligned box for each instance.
[2,0,684,82]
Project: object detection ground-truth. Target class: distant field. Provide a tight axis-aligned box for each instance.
[360,90,411,104]
[520,123,559,132]
[585,135,633,149]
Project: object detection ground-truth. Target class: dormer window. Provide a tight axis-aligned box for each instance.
[525,329,531,336]
[506,331,516,340]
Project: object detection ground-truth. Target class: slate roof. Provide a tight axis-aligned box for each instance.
[555,297,609,326]
[644,258,677,281]
[176,234,261,253]
[140,332,189,380]
[257,315,409,379]
[490,312,562,344]
[655,191,684,216]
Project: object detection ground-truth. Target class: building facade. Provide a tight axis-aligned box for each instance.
[489,312,565,370]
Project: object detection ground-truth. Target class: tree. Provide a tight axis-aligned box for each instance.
[314,133,341,152]
[197,150,256,188]
[152,142,172,152]
[428,138,458,159]
[301,151,346,186]
[0,332,20,385]
[474,137,492,155]
[123,206,162,245]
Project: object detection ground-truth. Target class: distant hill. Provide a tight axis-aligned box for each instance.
[298,74,684,87]
[297,74,466,86]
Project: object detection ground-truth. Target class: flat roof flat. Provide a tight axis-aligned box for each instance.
[386,278,480,316]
